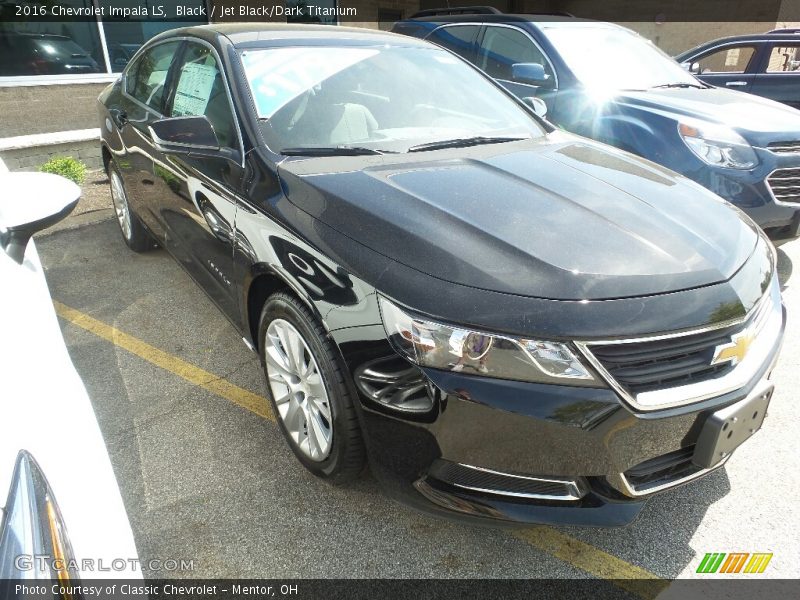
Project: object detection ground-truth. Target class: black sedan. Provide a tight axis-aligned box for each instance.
[98,24,784,527]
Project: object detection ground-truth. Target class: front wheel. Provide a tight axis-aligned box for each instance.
[258,292,365,483]
[108,160,156,252]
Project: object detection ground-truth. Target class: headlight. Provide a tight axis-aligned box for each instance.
[678,120,757,169]
[378,296,599,386]
[0,451,78,586]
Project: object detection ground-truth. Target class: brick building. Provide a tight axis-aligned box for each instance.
[0,0,797,171]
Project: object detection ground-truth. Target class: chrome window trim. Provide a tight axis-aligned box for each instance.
[575,280,782,412]
[446,463,588,501]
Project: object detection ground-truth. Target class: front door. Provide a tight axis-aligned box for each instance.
[154,40,244,323]
[692,43,760,94]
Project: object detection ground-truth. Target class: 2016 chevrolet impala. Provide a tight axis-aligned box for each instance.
[98,24,784,526]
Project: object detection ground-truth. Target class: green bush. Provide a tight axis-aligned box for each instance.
[39,156,87,185]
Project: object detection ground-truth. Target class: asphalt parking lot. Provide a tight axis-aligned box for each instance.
[36,209,800,590]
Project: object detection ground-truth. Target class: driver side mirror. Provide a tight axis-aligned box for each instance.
[150,116,220,153]
[680,61,701,74]
[0,173,80,264]
[512,62,552,88]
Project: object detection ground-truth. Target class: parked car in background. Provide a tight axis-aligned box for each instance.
[392,10,800,243]
[676,30,800,109]
[0,173,140,583]
[99,24,783,527]
[0,32,102,76]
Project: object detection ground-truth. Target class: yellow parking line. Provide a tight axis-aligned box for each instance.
[514,527,667,599]
[54,301,667,592]
[53,301,274,421]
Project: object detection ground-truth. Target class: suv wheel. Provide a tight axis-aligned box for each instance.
[258,292,365,482]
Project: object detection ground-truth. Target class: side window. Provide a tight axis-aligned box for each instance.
[696,45,756,74]
[478,27,553,83]
[427,25,480,63]
[170,42,237,149]
[765,45,800,73]
[126,41,181,113]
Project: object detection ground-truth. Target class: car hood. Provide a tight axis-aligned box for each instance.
[615,87,800,143]
[278,135,758,301]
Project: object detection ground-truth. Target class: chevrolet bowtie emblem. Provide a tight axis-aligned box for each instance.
[711,330,755,367]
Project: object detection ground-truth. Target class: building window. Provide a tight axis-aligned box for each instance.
[0,0,207,81]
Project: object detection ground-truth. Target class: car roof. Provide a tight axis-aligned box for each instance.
[162,23,432,49]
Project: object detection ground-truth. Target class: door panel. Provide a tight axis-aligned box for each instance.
[692,44,758,93]
[156,40,243,322]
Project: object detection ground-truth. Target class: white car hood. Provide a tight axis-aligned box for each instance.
[0,242,140,579]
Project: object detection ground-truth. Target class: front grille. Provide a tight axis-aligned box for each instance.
[767,167,800,203]
[427,460,586,501]
[587,322,744,396]
[767,141,800,154]
[621,445,704,494]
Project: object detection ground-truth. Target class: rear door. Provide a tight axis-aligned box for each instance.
[690,43,760,93]
[117,39,183,239]
[474,25,558,112]
[750,42,800,108]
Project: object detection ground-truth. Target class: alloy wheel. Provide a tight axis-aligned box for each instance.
[264,318,333,461]
[109,170,132,241]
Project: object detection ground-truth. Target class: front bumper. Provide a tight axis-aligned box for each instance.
[335,300,784,527]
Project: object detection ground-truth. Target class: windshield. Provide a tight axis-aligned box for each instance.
[240,45,545,153]
[542,25,700,91]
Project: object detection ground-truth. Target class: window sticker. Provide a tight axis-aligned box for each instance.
[173,62,217,116]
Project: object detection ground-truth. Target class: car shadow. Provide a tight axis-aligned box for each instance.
[777,247,793,290]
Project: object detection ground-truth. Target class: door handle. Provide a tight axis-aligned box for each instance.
[725,81,748,87]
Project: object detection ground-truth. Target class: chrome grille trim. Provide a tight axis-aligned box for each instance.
[576,280,782,412]
[766,141,800,154]
[767,167,800,204]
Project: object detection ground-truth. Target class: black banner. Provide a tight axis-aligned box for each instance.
[2,579,800,600]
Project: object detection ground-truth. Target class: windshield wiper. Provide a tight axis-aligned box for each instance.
[280,146,390,156]
[407,136,528,153]
[650,82,706,89]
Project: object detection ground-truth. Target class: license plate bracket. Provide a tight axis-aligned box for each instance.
[693,381,773,469]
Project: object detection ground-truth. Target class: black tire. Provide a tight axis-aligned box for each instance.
[107,160,157,252]
[258,292,366,483]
